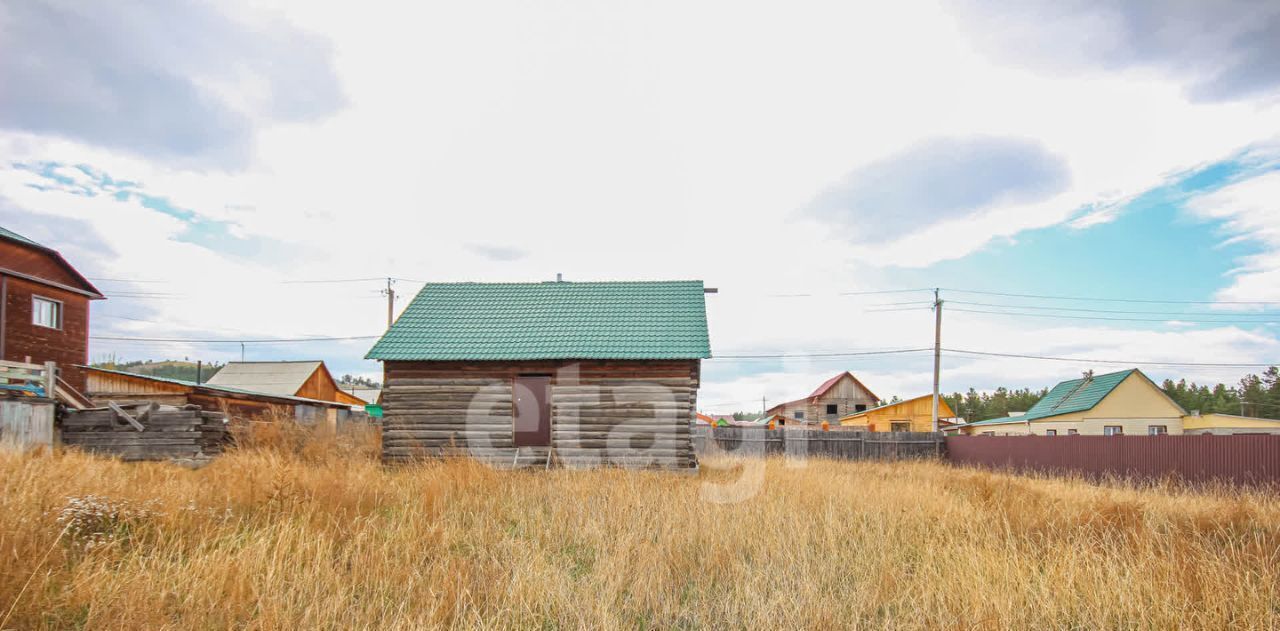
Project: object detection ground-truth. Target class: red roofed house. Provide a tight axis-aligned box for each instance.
[1,226,104,391]
[765,372,879,424]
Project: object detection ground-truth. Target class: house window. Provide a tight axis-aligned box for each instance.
[1067,429,1078,435]
[32,296,62,329]
[1104,426,1123,436]
[1045,429,1057,436]
[825,404,838,416]
[1148,425,1168,436]
[793,411,804,420]
[890,421,910,432]
[855,404,868,412]
[981,431,994,436]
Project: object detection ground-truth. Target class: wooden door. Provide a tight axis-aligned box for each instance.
[513,375,551,447]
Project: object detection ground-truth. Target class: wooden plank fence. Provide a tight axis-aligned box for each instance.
[694,426,944,460]
[0,359,55,398]
[0,396,57,451]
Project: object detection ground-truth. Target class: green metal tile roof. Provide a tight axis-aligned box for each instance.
[0,225,45,249]
[967,369,1136,426]
[366,281,712,361]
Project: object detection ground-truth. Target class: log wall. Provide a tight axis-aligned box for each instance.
[382,360,700,469]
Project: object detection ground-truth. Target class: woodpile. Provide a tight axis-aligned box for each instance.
[60,402,229,462]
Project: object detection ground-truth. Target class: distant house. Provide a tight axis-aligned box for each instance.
[765,372,879,423]
[0,226,104,391]
[82,366,352,423]
[695,412,717,426]
[839,395,957,432]
[205,361,366,406]
[958,368,1280,436]
[366,280,712,468]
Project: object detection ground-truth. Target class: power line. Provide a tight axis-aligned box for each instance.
[90,334,381,344]
[948,300,1280,317]
[711,348,932,359]
[948,306,1280,325]
[281,277,387,284]
[943,287,1280,306]
[943,348,1278,368]
[839,288,933,296]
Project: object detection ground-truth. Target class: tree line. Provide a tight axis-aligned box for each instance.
[1161,367,1280,419]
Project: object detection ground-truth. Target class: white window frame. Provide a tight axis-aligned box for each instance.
[1104,425,1123,436]
[1045,429,1057,436]
[1067,429,1079,435]
[32,295,63,330]
[1148,425,1168,436]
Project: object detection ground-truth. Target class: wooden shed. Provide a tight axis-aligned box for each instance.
[204,360,367,406]
[366,281,712,469]
[82,366,353,424]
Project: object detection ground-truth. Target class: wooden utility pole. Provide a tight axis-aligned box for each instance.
[384,277,396,329]
[931,288,943,433]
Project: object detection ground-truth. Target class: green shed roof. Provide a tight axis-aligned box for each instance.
[967,369,1137,426]
[366,281,712,361]
[0,225,45,249]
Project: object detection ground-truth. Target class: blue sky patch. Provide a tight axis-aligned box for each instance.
[891,155,1276,314]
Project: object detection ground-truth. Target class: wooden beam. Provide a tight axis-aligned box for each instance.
[107,400,146,431]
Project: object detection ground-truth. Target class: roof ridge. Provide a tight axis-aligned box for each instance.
[224,360,323,364]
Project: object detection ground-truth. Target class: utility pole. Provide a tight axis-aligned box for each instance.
[383,277,396,329]
[931,288,943,433]
[762,396,767,417]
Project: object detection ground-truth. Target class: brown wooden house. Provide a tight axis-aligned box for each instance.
[82,366,352,423]
[0,226,104,391]
[366,281,713,468]
[204,360,367,406]
[765,372,880,424]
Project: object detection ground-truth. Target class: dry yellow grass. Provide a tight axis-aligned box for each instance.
[2,424,1279,629]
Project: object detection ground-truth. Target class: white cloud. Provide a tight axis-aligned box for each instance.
[1185,170,1280,302]
[2,0,1279,392]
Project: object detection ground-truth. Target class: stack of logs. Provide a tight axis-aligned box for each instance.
[60,402,228,461]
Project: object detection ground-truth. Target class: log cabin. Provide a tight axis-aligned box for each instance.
[0,225,104,391]
[366,280,712,468]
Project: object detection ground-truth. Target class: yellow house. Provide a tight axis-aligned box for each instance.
[960,369,1183,436]
[1182,412,1280,435]
[959,368,1280,436]
[839,395,956,432]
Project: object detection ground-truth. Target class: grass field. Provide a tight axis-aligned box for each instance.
[2,425,1278,629]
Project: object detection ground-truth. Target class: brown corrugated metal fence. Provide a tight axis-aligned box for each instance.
[946,435,1280,486]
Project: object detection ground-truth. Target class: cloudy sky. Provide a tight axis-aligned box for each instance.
[3,0,1280,413]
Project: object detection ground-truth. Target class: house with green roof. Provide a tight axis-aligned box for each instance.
[366,280,712,468]
[958,369,1190,436]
